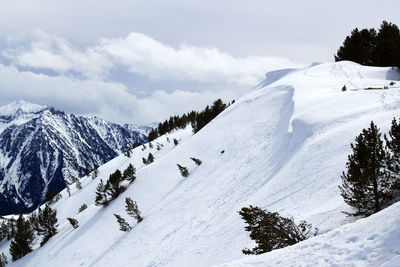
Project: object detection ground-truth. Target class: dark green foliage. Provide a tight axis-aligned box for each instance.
[6,218,16,240]
[142,157,147,165]
[125,197,143,223]
[114,214,131,232]
[148,129,159,142]
[173,139,179,146]
[374,21,400,67]
[9,215,33,261]
[84,166,90,177]
[335,28,377,65]
[95,179,109,206]
[238,206,317,255]
[67,218,79,229]
[0,220,8,241]
[385,118,400,196]
[191,99,227,133]
[190,157,202,166]
[0,253,7,267]
[34,205,58,246]
[106,170,126,199]
[95,170,126,206]
[122,164,136,183]
[78,203,88,213]
[149,142,153,149]
[177,164,189,177]
[147,99,228,140]
[147,153,154,164]
[342,85,347,92]
[141,144,146,151]
[45,189,54,203]
[124,149,131,158]
[335,21,400,68]
[339,121,389,216]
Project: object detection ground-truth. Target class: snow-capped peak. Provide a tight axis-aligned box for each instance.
[0,99,47,116]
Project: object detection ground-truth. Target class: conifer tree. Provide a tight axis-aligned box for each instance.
[339,121,389,216]
[177,164,189,177]
[95,179,109,206]
[67,218,79,229]
[385,118,400,194]
[190,157,202,166]
[78,203,88,213]
[0,252,7,267]
[9,215,33,261]
[238,206,317,255]
[114,214,131,232]
[34,205,58,246]
[142,157,147,165]
[125,197,143,223]
[147,153,154,164]
[122,164,136,183]
[106,170,125,199]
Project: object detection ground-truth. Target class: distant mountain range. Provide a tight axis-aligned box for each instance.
[0,100,151,215]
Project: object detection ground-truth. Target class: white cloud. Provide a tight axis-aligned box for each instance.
[3,31,301,86]
[0,30,302,124]
[0,63,237,124]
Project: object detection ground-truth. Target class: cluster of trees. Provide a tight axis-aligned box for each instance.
[142,153,154,165]
[340,119,400,216]
[95,164,136,206]
[148,99,231,141]
[114,197,143,232]
[335,21,400,68]
[6,205,58,262]
[238,206,317,255]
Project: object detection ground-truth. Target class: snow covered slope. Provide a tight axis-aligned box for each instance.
[0,100,149,215]
[5,62,400,266]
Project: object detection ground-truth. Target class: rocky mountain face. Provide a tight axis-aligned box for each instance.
[0,100,150,215]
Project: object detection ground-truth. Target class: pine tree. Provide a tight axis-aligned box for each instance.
[142,157,147,165]
[125,197,143,223]
[78,203,88,213]
[0,220,8,241]
[374,21,400,67]
[0,252,7,267]
[177,164,189,177]
[339,121,389,216]
[385,118,400,196]
[106,170,126,199]
[147,153,154,164]
[238,206,317,255]
[173,139,179,145]
[190,157,202,166]
[114,214,131,231]
[95,179,109,206]
[67,218,79,229]
[34,205,58,246]
[9,215,33,261]
[122,164,136,183]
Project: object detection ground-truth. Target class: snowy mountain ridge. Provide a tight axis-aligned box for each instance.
[0,101,150,215]
[3,61,400,266]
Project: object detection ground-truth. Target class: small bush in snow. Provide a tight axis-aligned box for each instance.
[239,205,318,255]
[173,138,179,145]
[78,204,88,213]
[342,85,347,91]
[390,81,395,86]
[177,164,189,177]
[114,214,131,232]
[190,157,202,166]
[67,218,79,229]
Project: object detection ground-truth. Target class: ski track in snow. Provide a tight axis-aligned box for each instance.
[2,61,400,266]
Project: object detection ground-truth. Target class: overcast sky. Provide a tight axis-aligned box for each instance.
[0,0,399,124]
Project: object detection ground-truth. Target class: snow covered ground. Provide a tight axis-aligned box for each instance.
[2,61,400,266]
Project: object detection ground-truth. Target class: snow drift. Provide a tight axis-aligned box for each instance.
[3,61,400,266]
